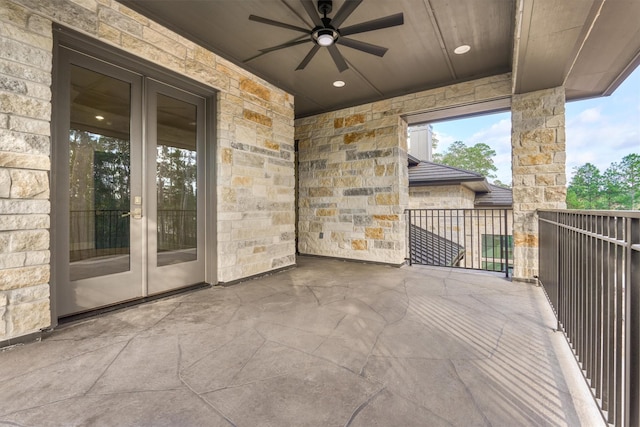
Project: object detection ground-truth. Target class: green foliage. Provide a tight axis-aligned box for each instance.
[433,140,498,178]
[567,154,640,210]
[492,179,512,189]
[618,153,640,209]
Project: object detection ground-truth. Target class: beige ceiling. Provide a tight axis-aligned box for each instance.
[120,0,640,119]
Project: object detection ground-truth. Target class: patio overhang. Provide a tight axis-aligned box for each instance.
[120,0,640,118]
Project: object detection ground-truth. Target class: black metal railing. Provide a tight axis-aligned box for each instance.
[157,209,197,251]
[538,210,639,427]
[69,209,197,260]
[405,208,513,277]
[70,209,130,261]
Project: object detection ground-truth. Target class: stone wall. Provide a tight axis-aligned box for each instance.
[511,86,566,281]
[295,74,512,265]
[296,111,408,264]
[0,0,295,341]
[0,0,54,341]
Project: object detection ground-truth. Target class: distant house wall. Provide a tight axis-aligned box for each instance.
[408,185,476,209]
[0,0,295,342]
[408,124,432,161]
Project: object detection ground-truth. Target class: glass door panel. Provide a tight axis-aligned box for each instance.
[156,94,198,266]
[147,81,205,294]
[69,65,132,281]
[57,48,144,317]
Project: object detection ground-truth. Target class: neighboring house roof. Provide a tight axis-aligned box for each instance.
[408,160,484,187]
[408,154,421,167]
[408,224,465,266]
[407,158,513,207]
[474,183,513,207]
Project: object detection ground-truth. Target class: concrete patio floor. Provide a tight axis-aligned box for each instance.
[1,256,603,426]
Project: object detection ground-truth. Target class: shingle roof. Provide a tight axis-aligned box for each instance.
[407,159,513,207]
[408,160,484,186]
[474,183,513,207]
[408,224,465,266]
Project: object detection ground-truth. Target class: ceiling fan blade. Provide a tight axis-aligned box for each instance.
[327,45,348,72]
[339,12,404,36]
[296,45,321,70]
[249,14,309,33]
[300,0,323,27]
[244,36,309,63]
[331,0,363,28]
[260,36,311,54]
[337,37,388,57]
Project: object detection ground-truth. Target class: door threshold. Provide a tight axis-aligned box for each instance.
[57,282,212,325]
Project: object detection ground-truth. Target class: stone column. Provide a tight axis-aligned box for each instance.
[511,86,567,282]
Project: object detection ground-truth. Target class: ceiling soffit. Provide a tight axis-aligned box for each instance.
[118,0,640,118]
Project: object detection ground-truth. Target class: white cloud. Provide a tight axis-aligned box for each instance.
[493,152,513,184]
[469,118,512,156]
[576,107,602,123]
[566,108,640,179]
[431,130,456,153]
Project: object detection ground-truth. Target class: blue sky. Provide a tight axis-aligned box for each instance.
[430,67,640,185]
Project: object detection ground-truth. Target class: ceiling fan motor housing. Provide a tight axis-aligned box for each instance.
[313,0,337,46]
[317,0,332,16]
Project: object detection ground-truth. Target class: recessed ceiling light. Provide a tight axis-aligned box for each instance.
[454,45,471,55]
[333,80,346,88]
[95,115,105,121]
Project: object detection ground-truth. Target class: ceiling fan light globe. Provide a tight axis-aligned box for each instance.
[313,27,338,46]
[317,33,334,46]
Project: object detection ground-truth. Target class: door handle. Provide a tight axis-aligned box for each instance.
[121,208,142,219]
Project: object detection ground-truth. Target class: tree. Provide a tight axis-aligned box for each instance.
[568,154,640,210]
[601,163,623,209]
[617,153,640,209]
[567,163,602,209]
[433,140,498,178]
[431,131,439,152]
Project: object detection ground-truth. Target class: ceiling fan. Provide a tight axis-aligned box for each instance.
[246,0,404,72]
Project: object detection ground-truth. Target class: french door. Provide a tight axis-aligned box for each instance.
[55,46,207,317]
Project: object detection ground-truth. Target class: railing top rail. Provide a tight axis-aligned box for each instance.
[537,208,640,218]
[405,208,512,212]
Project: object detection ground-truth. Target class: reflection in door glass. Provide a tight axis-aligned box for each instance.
[69,65,131,281]
[156,94,197,266]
